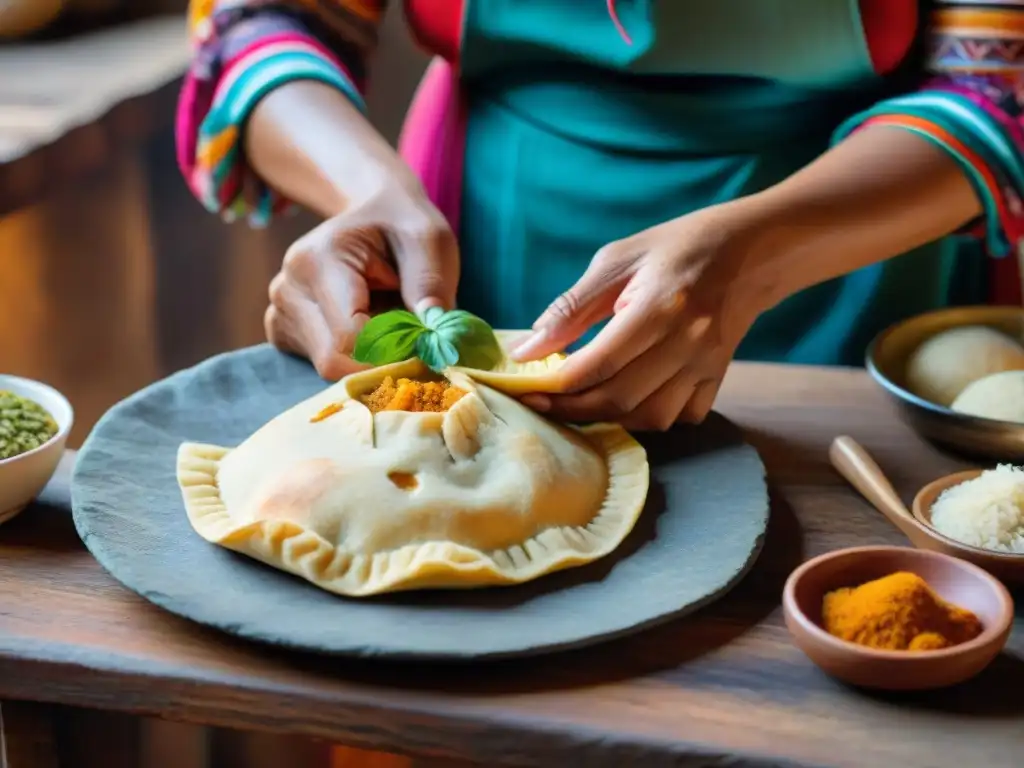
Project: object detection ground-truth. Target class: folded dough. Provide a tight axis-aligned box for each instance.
[176,359,649,597]
[450,329,568,394]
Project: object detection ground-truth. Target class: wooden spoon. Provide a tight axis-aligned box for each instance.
[829,435,1024,584]
[829,436,935,544]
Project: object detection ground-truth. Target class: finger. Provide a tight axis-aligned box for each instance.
[311,258,372,353]
[270,277,359,379]
[620,367,700,432]
[554,277,685,393]
[265,299,334,370]
[331,225,401,288]
[676,374,724,424]
[390,223,460,313]
[510,245,635,361]
[537,340,680,423]
[364,252,401,290]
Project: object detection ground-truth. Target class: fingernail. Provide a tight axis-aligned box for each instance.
[414,298,443,315]
[509,328,549,361]
[522,394,551,412]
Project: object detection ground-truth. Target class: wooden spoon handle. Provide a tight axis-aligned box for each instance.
[829,436,922,539]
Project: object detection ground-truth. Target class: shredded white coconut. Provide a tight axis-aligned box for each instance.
[930,464,1024,554]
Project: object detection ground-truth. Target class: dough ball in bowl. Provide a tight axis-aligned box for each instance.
[905,326,1024,407]
[952,371,1024,424]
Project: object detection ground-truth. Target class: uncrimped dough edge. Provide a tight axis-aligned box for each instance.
[451,329,568,394]
[176,424,649,597]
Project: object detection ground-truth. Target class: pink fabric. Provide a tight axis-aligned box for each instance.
[398,57,467,234]
[175,69,209,186]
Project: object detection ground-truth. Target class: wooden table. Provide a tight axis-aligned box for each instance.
[0,363,1020,768]
[0,16,188,216]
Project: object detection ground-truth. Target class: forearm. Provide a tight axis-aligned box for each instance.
[736,126,981,310]
[244,80,424,219]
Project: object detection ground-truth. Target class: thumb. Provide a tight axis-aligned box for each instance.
[510,246,633,361]
[390,222,460,314]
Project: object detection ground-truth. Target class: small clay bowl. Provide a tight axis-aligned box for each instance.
[830,436,1024,585]
[783,546,1013,691]
[913,470,1024,584]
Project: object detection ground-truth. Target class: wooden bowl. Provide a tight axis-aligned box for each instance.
[866,305,1024,462]
[783,546,1013,691]
[912,471,1024,584]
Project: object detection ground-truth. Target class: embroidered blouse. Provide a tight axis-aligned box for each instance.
[177,1,1024,304]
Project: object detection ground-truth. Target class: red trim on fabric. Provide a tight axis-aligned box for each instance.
[990,248,1022,306]
[607,0,633,45]
[864,115,1018,238]
[405,0,463,62]
[864,115,1022,306]
[859,0,918,75]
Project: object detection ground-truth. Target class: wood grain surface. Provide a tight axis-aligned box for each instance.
[1,364,1020,768]
[0,17,188,216]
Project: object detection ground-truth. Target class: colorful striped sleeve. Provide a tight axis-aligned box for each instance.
[176,1,385,226]
[834,0,1024,259]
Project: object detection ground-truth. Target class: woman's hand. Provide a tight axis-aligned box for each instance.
[509,202,770,430]
[265,187,459,380]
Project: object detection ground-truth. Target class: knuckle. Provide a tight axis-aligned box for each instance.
[263,305,278,338]
[547,291,583,325]
[264,306,290,351]
[652,410,678,431]
[592,242,623,265]
[402,220,457,265]
[650,289,685,319]
[267,273,288,307]
[610,390,642,416]
[317,358,344,381]
[282,241,319,279]
[632,411,675,432]
[333,225,388,267]
[588,390,626,419]
[569,356,621,394]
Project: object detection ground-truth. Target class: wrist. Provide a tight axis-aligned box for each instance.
[322,154,431,216]
[703,194,803,317]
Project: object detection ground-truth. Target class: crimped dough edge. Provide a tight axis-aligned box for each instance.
[176,424,649,597]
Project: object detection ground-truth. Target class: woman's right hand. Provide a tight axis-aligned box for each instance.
[265,187,459,380]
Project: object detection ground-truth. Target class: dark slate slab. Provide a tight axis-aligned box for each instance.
[72,345,769,661]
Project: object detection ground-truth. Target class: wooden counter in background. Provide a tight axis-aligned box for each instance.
[0,16,189,216]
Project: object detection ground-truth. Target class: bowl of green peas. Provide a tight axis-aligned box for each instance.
[0,375,73,525]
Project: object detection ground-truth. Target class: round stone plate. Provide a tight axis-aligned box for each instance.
[72,346,769,661]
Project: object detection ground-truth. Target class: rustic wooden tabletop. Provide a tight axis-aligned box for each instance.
[0,362,1019,768]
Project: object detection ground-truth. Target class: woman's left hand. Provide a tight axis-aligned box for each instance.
[508,201,771,431]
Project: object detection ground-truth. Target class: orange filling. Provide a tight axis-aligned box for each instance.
[310,402,345,423]
[360,376,466,413]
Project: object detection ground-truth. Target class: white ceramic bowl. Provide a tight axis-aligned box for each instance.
[0,374,73,525]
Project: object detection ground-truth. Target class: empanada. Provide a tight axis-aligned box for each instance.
[176,359,648,597]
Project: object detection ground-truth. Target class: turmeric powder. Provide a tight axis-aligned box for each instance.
[821,571,982,651]
[360,376,466,413]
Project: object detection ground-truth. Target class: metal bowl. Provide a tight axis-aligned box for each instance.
[866,306,1024,462]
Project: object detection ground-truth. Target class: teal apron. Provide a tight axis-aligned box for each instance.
[452,0,987,365]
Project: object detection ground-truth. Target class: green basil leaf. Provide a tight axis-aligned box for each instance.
[419,304,446,329]
[352,310,425,366]
[434,310,504,371]
[416,331,460,372]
